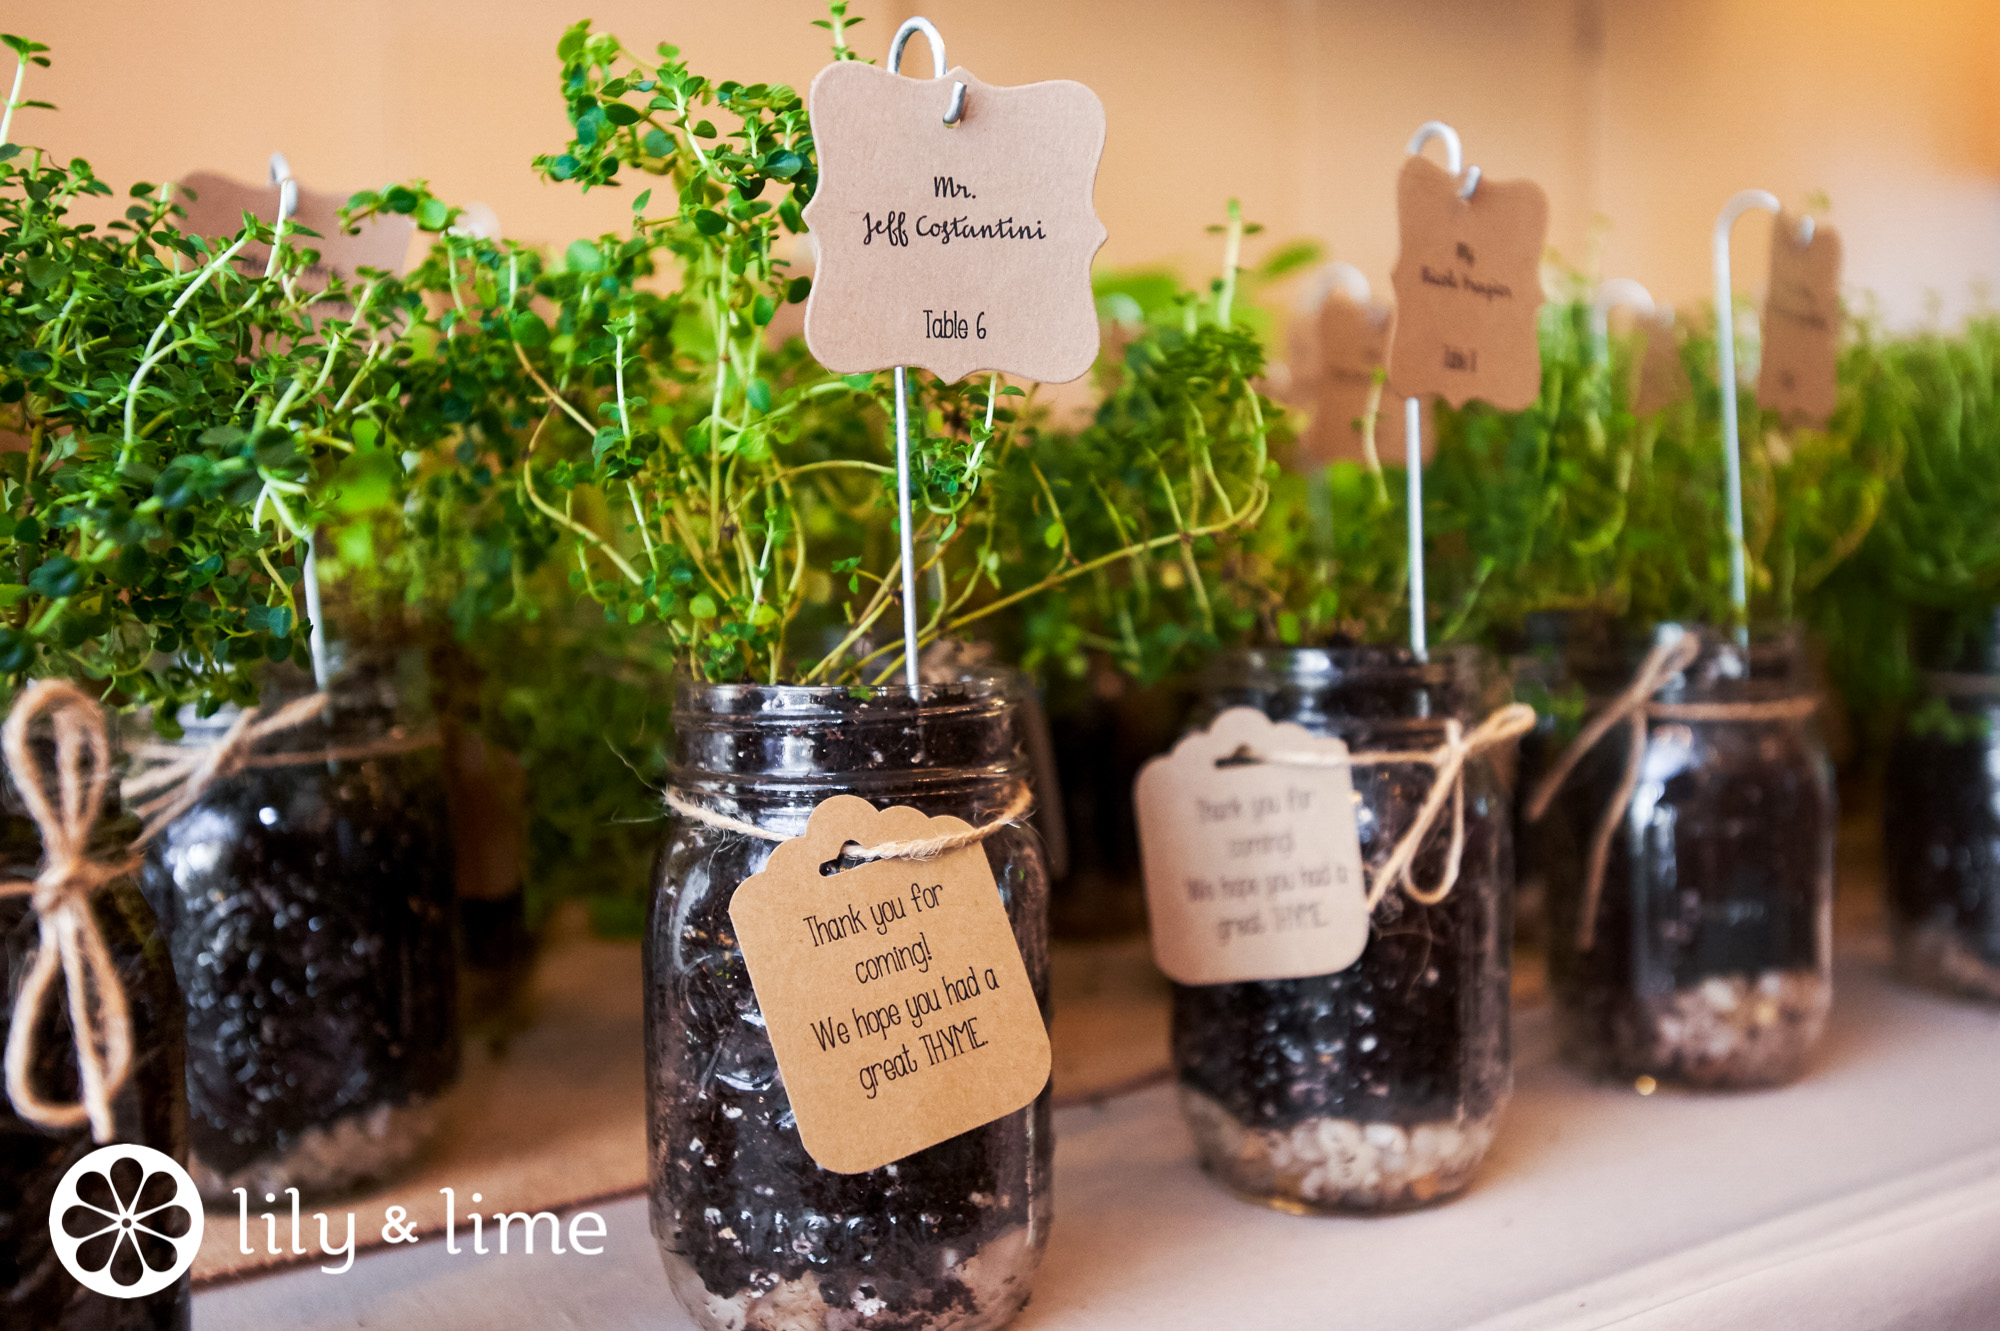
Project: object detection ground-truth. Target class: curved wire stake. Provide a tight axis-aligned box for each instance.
[1589,277,1657,364]
[1406,120,1479,200]
[269,149,328,690]
[1298,260,1373,314]
[1398,119,1483,661]
[881,19,966,690]
[1711,189,1799,643]
[888,17,967,126]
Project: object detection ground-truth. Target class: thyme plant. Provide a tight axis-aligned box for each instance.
[365,8,1269,688]
[1811,318,2000,728]
[0,34,406,719]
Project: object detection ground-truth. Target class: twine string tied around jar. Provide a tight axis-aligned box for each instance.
[0,681,143,1141]
[1523,634,1820,951]
[664,783,1035,861]
[1256,702,1538,910]
[120,692,441,846]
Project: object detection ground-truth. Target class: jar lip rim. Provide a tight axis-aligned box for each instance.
[1207,643,1489,678]
[671,668,1019,711]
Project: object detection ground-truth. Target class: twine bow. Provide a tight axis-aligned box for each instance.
[1,681,142,1141]
[1263,703,1538,909]
[664,783,1035,861]
[1524,633,1820,950]
[5,679,436,1138]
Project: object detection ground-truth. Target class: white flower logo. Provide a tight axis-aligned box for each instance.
[49,1144,204,1298]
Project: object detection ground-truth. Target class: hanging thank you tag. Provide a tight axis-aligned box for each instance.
[802,62,1106,383]
[729,795,1051,1175]
[1135,709,1369,985]
[1631,309,1691,417]
[1388,156,1548,411]
[1287,293,1412,470]
[1756,213,1841,429]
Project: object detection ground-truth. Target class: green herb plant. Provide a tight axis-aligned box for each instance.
[359,7,1270,691]
[0,34,408,721]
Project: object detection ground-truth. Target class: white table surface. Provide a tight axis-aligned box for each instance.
[196,946,2000,1331]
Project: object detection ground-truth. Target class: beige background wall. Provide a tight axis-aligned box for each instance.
[7,0,1998,327]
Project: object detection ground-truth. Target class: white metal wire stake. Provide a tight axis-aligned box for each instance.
[881,18,967,692]
[1711,191,1810,643]
[268,151,330,691]
[1398,121,1478,662]
[1404,394,1427,661]
[892,366,921,690]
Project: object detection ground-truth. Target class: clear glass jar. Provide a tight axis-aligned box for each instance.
[1172,646,1515,1213]
[138,655,459,1199]
[4,753,190,1328]
[1542,624,1834,1087]
[650,673,1050,1331]
[1884,610,2000,1001]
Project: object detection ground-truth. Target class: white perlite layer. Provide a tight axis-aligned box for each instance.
[666,1225,1035,1331]
[1635,969,1830,1087]
[1895,924,2000,1003]
[193,1097,442,1201]
[1178,1086,1497,1212]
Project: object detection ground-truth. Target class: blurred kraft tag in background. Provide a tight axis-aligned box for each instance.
[1757,212,1842,428]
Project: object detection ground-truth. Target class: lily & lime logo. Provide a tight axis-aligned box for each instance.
[49,1144,205,1298]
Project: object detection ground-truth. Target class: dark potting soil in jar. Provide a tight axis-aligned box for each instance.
[3,780,191,1328]
[1883,611,2000,1001]
[1172,646,1515,1213]
[137,659,458,1200]
[1541,624,1833,1088]
[650,674,1050,1331]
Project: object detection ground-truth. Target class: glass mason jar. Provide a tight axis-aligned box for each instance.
[1541,624,1834,1088]
[1883,609,2000,1001]
[137,654,459,1199]
[1172,646,1516,1213]
[4,751,190,1328]
[650,673,1051,1331]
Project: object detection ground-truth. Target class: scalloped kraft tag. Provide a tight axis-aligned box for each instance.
[802,60,1106,384]
[1632,310,1691,417]
[1285,292,1414,469]
[728,794,1051,1175]
[1757,213,1841,429]
[1387,155,1548,410]
[1134,708,1368,986]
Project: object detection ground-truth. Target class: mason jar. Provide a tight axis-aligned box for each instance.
[1541,624,1834,1087]
[650,673,1050,1331]
[4,742,191,1328]
[1883,610,2000,1001]
[137,654,459,1198]
[1172,645,1515,1213]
